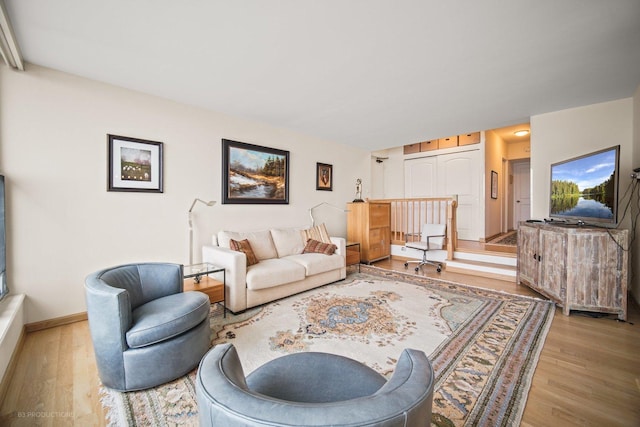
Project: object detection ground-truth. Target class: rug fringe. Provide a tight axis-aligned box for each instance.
[359,265,555,305]
[99,386,128,427]
[510,300,555,427]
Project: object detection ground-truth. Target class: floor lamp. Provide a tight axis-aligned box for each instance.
[188,198,216,265]
[308,202,349,227]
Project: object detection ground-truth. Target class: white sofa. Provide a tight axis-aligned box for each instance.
[202,227,346,313]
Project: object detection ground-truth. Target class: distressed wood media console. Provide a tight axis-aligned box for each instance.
[517,222,628,320]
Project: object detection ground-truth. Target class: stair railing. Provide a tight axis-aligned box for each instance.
[368,197,458,260]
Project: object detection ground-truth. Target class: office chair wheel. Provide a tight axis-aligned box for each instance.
[404,262,409,268]
[415,267,420,272]
[436,264,442,273]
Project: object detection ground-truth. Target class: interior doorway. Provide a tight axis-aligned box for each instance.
[511,159,531,228]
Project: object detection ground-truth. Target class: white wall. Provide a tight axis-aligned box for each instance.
[484,130,507,239]
[370,147,404,199]
[632,86,640,301]
[0,64,370,323]
[530,98,634,221]
[530,98,637,300]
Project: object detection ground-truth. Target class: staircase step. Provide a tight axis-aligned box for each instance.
[391,243,518,282]
[453,250,517,267]
[445,258,516,282]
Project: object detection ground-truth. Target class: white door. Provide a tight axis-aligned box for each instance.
[404,149,481,240]
[436,151,481,240]
[404,156,437,197]
[513,160,531,227]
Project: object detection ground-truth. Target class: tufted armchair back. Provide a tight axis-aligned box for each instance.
[96,263,184,309]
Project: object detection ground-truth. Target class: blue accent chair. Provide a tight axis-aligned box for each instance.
[196,343,434,426]
[85,262,211,391]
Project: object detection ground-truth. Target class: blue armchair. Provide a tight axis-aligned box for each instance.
[196,343,434,426]
[85,262,211,391]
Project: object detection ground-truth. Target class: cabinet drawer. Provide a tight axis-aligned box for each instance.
[438,136,458,148]
[369,204,390,228]
[419,140,438,151]
[346,250,360,265]
[458,132,480,146]
[403,143,420,154]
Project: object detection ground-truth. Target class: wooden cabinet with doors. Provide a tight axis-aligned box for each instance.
[517,222,628,320]
[347,201,391,264]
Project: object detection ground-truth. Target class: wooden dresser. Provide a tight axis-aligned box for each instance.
[517,222,628,320]
[347,201,391,264]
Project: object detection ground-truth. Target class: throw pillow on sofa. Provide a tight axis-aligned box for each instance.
[300,223,332,244]
[229,239,260,266]
[303,239,337,255]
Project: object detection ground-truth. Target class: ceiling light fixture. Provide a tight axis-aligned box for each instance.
[0,0,24,70]
[514,130,530,137]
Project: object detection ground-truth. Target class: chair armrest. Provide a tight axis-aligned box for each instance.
[425,234,446,249]
[84,277,132,384]
[405,232,420,243]
[202,245,247,313]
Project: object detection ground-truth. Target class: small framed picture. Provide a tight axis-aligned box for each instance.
[491,170,498,199]
[108,134,163,193]
[316,163,333,191]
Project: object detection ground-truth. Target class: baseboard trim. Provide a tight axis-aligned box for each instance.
[24,312,87,333]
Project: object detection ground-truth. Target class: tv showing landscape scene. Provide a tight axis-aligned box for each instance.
[549,145,620,225]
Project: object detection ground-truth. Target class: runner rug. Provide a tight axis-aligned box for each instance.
[100,265,554,426]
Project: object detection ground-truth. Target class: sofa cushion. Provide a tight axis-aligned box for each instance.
[300,223,332,244]
[126,291,210,349]
[218,230,278,260]
[303,239,337,255]
[271,227,305,258]
[246,258,306,290]
[230,238,259,266]
[285,253,345,276]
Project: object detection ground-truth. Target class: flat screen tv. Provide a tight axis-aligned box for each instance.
[549,145,620,226]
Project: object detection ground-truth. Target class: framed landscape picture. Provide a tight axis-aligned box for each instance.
[108,134,163,193]
[222,139,289,204]
[316,162,333,191]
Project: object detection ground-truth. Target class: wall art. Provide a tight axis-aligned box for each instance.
[222,139,289,204]
[108,134,163,193]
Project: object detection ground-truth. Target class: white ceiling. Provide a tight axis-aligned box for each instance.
[4,1,640,151]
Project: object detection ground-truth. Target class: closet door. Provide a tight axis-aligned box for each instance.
[436,151,481,240]
[404,156,437,198]
[404,150,481,240]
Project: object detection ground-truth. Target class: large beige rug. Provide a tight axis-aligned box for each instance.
[101,265,554,426]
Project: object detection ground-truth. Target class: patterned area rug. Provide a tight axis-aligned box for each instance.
[488,230,518,246]
[100,266,554,426]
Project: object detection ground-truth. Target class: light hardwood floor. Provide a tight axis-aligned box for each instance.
[1,260,639,426]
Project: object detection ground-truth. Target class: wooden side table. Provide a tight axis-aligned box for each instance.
[346,242,361,272]
[184,263,226,317]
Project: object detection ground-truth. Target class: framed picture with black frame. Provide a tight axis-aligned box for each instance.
[491,170,498,199]
[222,139,289,204]
[316,163,333,191]
[108,134,163,193]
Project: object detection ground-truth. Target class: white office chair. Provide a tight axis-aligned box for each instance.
[404,223,446,273]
